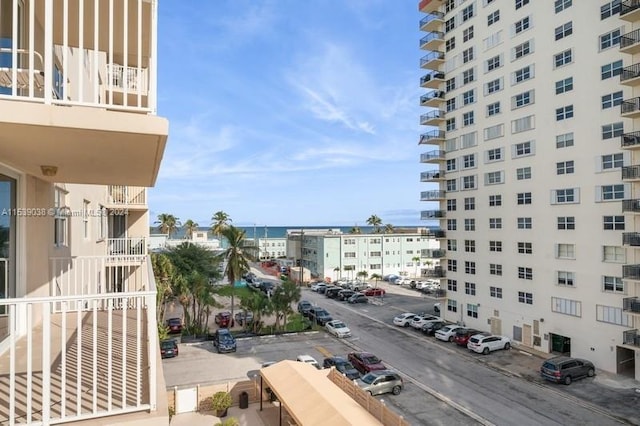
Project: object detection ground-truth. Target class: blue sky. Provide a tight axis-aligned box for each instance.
[150,0,428,228]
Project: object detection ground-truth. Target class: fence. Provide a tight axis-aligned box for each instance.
[168,379,261,413]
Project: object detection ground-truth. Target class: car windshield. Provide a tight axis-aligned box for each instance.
[332,322,346,328]
[336,361,355,371]
[161,341,175,349]
[220,334,234,343]
[360,373,377,384]
[363,355,380,364]
[168,319,181,325]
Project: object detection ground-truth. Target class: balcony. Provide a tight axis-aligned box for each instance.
[422,249,446,258]
[623,233,640,246]
[420,32,445,51]
[424,266,445,278]
[623,264,640,280]
[420,170,445,182]
[420,51,445,70]
[421,229,446,238]
[621,1,640,22]
[621,64,640,86]
[107,237,147,256]
[622,165,640,181]
[0,1,167,187]
[420,110,446,126]
[623,329,640,348]
[621,29,640,54]
[420,71,445,89]
[419,0,444,14]
[420,210,446,220]
[420,149,446,163]
[419,130,446,145]
[106,186,147,209]
[421,190,446,201]
[622,199,640,212]
[0,256,163,425]
[420,90,445,108]
[622,131,640,149]
[419,11,444,32]
[621,97,640,118]
[623,297,640,315]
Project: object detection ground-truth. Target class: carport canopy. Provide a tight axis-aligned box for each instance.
[260,360,383,426]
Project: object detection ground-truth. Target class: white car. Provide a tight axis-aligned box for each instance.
[393,277,411,285]
[467,334,511,354]
[393,313,417,327]
[434,325,464,342]
[296,354,321,369]
[310,283,327,292]
[416,279,440,290]
[325,320,352,338]
[409,314,441,330]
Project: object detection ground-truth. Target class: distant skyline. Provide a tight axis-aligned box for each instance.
[149,1,427,227]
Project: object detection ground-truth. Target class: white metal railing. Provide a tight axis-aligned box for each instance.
[106,237,147,256]
[0,255,158,425]
[107,186,147,206]
[0,0,158,113]
[0,258,7,316]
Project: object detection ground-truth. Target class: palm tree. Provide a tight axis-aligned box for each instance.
[211,211,232,237]
[370,273,382,288]
[349,226,361,234]
[155,213,181,238]
[183,219,199,240]
[219,225,256,316]
[150,253,176,325]
[333,266,340,281]
[384,224,394,234]
[366,215,383,233]
[356,270,368,283]
[412,256,421,278]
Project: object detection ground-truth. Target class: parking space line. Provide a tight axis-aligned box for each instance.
[315,345,333,358]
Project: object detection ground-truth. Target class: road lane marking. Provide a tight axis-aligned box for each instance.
[315,345,333,358]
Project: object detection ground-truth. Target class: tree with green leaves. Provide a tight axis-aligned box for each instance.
[333,266,340,281]
[150,252,176,324]
[370,273,382,288]
[155,213,181,238]
[357,270,368,282]
[270,280,301,331]
[384,223,394,234]
[366,214,383,233]
[239,289,271,334]
[219,225,257,316]
[412,256,421,278]
[349,226,361,234]
[211,211,232,237]
[183,219,199,239]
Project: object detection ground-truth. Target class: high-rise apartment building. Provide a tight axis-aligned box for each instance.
[419,0,640,380]
[0,0,169,424]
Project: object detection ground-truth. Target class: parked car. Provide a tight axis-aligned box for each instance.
[296,354,321,369]
[325,320,352,338]
[467,334,511,354]
[409,314,441,330]
[383,274,400,282]
[356,370,403,396]
[212,328,237,353]
[325,286,342,298]
[347,293,368,304]
[165,317,183,334]
[234,311,254,326]
[310,282,327,292]
[337,289,356,301]
[323,356,360,380]
[435,325,464,342]
[453,329,487,347]
[297,300,313,317]
[317,285,330,294]
[215,311,235,328]
[160,339,179,359]
[393,312,417,327]
[540,356,595,385]
[347,352,386,375]
[363,288,385,297]
[421,320,446,336]
[349,281,368,291]
[309,307,333,326]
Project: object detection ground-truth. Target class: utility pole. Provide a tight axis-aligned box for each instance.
[299,229,304,286]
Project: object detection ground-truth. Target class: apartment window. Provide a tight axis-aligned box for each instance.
[462,132,477,149]
[602,122,624,139]
[465,261,476,275]
[556,132,574,148]
[463,26,474,42]
[489,240,502,252]
[462,47,474,63]
[464,218,476,231]
[447,199,457,211]
[446,38,456,52]
[556,243,575,259]
[601,0,621,19]
[601,60,623,80]
[556,161,574,175]
[486,55,501,72]
[446,98,457,112]
[54,187,68,247]
[446,118,457,131]
[487,10,500,26]
[445,0,456,13]
[597,305,631,326]
[489,194,502,206]
[486,148,503,162]
[517,192,532,205]
[490,286,503,299]
[465,239,476,252]
[603,246,625,263]
[512,116,534,134]
[465,282,476,295]
[518,291,533,304]
[446,78,456,92]
[600,28,621,50]
[601,184,625,200]
[485,78,503,94]
[487,102,500,116]
[604,215,625,230]
[603,276,624,293]
[556,105,573,121]
[82,200,90,239]
[447,158,457,171]
[517,217,532,229]
[344,252,356,258]
[489,218,502,229]
[448,259,458,272]
[462,89,475,105]
[448,239,457,251]
[463,175,476,190]
[516,167,531,180]
[513,40,532,60]
[463,154,476,168]
[553,188,578,204]
[518,268,533,280]
[463,68,475,85]
[554,22,572,41]
[490,263,502,276]
[555,77,573,94]
[602,91,623,109]
[463,111,475,126]
[447,179,457,192]
[467,304,478,318]
[518,242,533,254]
[447,299,458,313]
[462,4,475,22]
[514,141,533,157]
[445,17,456,33]
[552,297,581,316]
[555,0,572,13]
[484,30,503,50]
[485,171,504,185]
[448,279,458,292]
[464,197,475,210]
[514,16,530,35]
[513,65,533,84]
[557,271,575,287]
[554,49,572,68]
[557,216,575,230]
[513,90,533,108]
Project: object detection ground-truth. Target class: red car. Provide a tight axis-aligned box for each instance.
[453,329,488,347]
[165,317,183,334]
[215,311,235,328]
[363,288,385,297]
[347,352,386,375]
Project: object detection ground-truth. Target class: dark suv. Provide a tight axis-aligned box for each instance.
[297,300,313,316]
[309,307,333,325]
[212,328,237,353]
[540,356,595,385]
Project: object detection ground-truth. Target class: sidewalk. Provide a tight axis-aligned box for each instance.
[170,404,272,426]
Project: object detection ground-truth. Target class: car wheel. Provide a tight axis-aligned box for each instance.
[448,336,454,342]
[482,347,490,355]
[504,342,511,350]
[587,368,595,377]
[392,386,401,395]
[564,375,572,385]
[403,323,409,327]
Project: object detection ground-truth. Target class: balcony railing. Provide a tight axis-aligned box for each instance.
[107,186,147,206]
[622,0,640,17]
[420,170,445,181]
[421,229,446,238]
[420,110,445,125]
[424,266,445,278]
[420,71,445,86]
[420,90,445,106]
[622,28,640,48]
[623,264,640,279]
[420,210,446,219]
[0,256,158,424]
[621,64,640,83]
[623,297,640,313]
[622,131,640,149]
[420,51,445,68]
[420,149,446,162]
[621,97,640,115]
[107,237,147,256]
[421,190,446,201]
[422,249,446,258]
[622,165,640,180]
[622,199,640,212]
[420,32,444,48]
[0,1,157,112]
[419,11,444,30]
[419,130,445,144]
[623,233,640,246]
[623,329,640,347]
